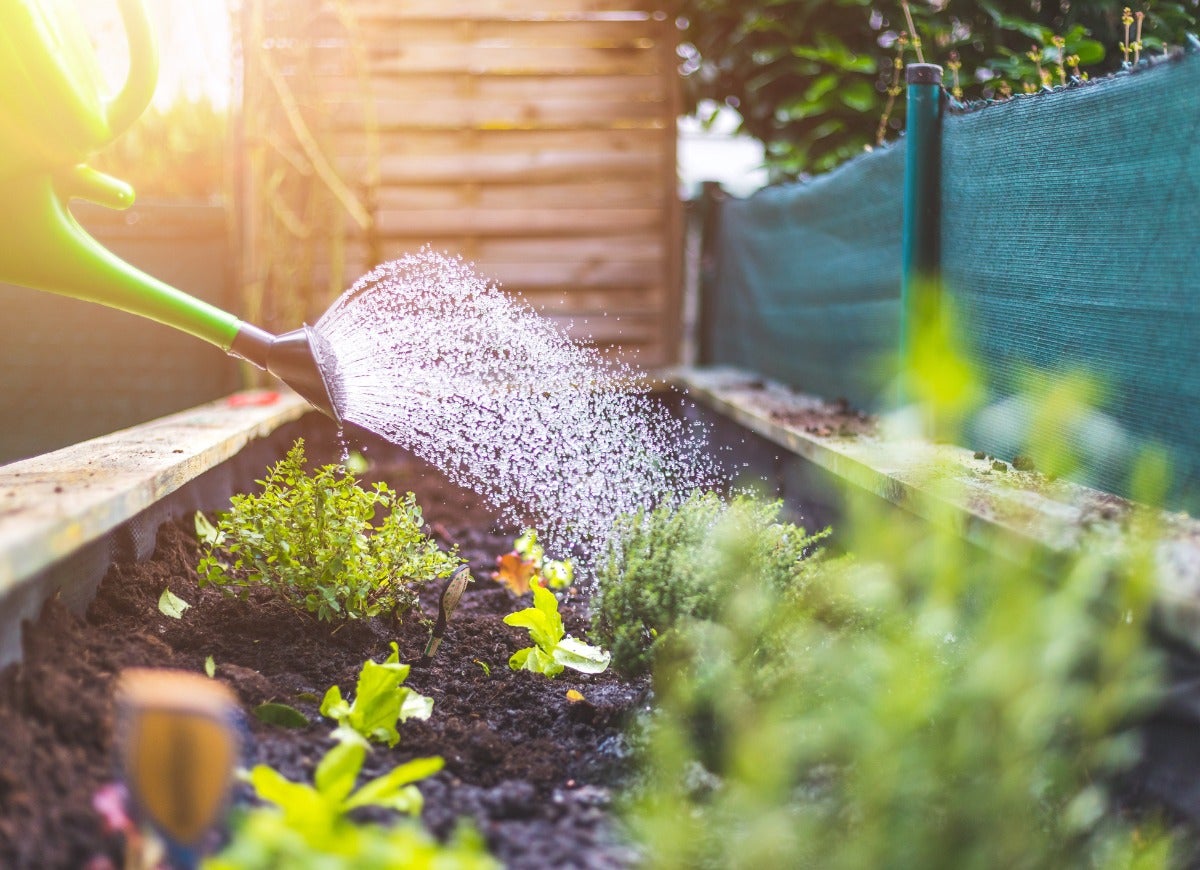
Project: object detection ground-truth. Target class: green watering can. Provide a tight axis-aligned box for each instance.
[0,0,343,421]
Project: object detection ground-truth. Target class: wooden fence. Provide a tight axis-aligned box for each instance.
[240,0,681,367]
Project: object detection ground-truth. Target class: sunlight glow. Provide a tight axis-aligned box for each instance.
[72,0,234,109]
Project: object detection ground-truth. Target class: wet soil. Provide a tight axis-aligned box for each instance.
[0,452,646,869]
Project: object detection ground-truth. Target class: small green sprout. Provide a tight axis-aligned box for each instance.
[320,642,433,747]
[503,583,610,678]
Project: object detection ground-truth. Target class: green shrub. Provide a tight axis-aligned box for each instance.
[197,440,461,622]
[626,486,1173,869]
[590,491,830,676]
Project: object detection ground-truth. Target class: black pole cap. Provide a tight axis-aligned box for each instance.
[906,63,943,85]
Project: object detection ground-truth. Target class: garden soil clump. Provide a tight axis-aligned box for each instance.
[0,451,646,869]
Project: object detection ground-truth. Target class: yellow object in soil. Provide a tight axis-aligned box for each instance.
[115,668,239,848]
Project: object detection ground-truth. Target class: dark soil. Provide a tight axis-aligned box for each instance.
[0,452,646,869]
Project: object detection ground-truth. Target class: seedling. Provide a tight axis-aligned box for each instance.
[197,440,462,623]
[503,583,609,678]
[491,528,574,595]
[243,741,442,848]
[320,642,433,747]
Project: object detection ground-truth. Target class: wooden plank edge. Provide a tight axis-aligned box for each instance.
[667,365,1200,647]
[0,390,313,595]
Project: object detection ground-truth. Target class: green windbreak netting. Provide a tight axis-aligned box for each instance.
[942,52,1200,506]
[700,143,904,410]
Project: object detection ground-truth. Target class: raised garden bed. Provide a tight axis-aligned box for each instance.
[0,443,644,869]
[5,380,1200,868]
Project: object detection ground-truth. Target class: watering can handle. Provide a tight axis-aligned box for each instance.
[106,0,159,140]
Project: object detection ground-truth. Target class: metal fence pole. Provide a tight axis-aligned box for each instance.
[899,63,944,412]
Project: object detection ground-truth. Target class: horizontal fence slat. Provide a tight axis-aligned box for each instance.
[366,44,663,76]
[318,72,667,102]
[468,259,661,289]
[374,179,664,210]
[329,18,666,45]
[374,208,663,237]
[330,96,665,131]
[332,127,663,161]
[518,284,664,311]
[372,149,662,185]
[369,234,666,264]
[345,0,660,21]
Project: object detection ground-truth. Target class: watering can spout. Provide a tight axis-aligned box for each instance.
[230,324,345,424]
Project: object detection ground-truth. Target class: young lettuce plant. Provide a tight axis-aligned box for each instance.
[205,741,497,869]
[196,439,462,623]
[320,642,433,747]
[503,583,610,678]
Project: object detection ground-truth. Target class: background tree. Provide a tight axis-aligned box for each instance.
[676,1,1199,179]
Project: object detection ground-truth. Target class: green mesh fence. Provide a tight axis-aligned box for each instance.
[942,52,1200,505]
[700,143,904,411]
[702,50,1200,508]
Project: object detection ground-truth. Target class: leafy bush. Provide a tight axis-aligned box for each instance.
[677,1,1198,177]
[321,642,433,747]
[590,491,830,676]
[629,490,1173,867]
[197,440,461,622]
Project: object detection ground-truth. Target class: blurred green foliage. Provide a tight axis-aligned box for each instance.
[92,97,228,200]
[676,1,1199,177]
[629,489,1174,867]
[611,304,1184,864]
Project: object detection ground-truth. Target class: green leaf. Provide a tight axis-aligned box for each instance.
[1070,39,1105,66]
[344,756,444,814]
[204,655,216,678]
[839,80,877,113]
[194,510,223,546]
[253,702,310,729]
[319,685,348,719]
[314,740,365,803]
[158,587,191,619]
[509,644,564,678]
[552,637,612,674]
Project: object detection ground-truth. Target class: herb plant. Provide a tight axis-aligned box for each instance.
[196,440,462,622]
[504,583,610,678]
[321,642,433,747]
[591,491,831,677]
